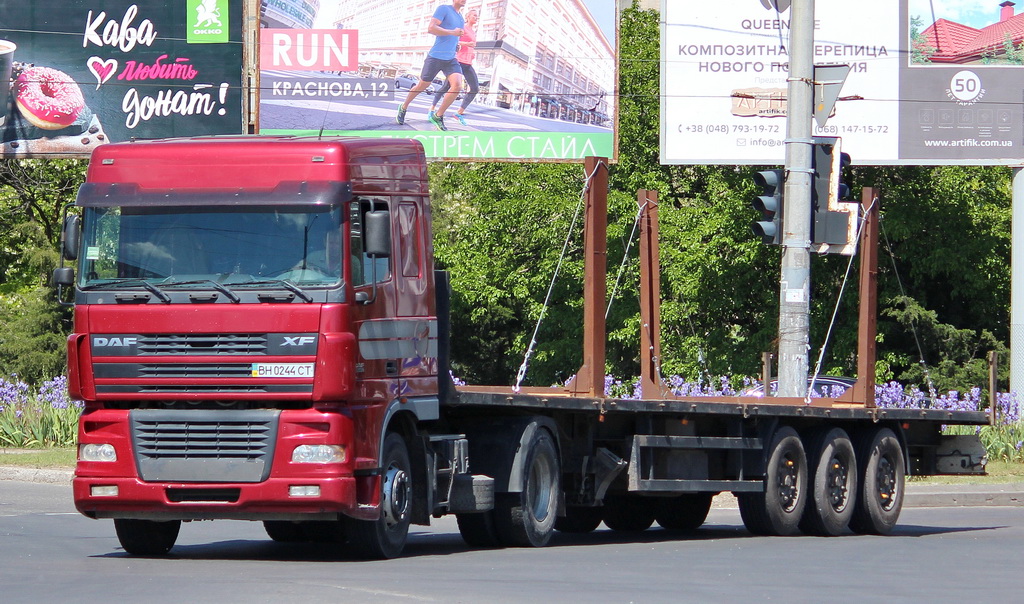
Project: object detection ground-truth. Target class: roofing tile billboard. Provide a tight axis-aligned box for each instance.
[256,0,617,161]
[661,0,1024,165]
[0,1,244,157]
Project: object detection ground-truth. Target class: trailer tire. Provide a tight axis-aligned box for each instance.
[800,428,857,536]
[603,495,655,532]
[114,519,180,555]
[456,512,501,547]
[346,432,412,558]
[493,427,560,547]
[850,427,904,535]
[738,426,807,536]
[554,506,604,534]
[655,493,714,532]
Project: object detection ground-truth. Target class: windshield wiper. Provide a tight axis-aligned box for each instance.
[81,278,171,303]
[162,279,241,303]
[232,279,313,303]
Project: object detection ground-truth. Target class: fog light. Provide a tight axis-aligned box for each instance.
[289,485,321,497]
[90,485,118,497]
[80,443,117,462]
[292,444,346,463]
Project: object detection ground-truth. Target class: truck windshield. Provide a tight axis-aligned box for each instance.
[77,205,344,289]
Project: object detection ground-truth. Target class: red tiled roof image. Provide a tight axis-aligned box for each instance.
[916,2,1024,63]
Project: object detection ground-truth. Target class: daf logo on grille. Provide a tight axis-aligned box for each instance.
[282,336,316,346]
[93,336,138,347]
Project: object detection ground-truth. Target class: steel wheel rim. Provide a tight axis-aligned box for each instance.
[777,454,800,512]
[527,450,555,521]
[383,464,410,528]
[875,455,897,512]
[826,454,850,512]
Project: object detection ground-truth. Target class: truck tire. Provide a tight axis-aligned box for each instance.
[655,493,714,531]
[263,521,306,542]
[554,506,604,534]
[799,428,857,536]
[456,512,501,547]
[114,519,181,555]
[346,432,412,558]
[850,427,905,535]
[603,495,655,532]
[737,426,807,536]
[493,427,560,547]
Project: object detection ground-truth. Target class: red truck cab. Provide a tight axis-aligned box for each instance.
[60,136,448,557]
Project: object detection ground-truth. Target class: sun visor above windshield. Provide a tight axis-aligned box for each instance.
[74,181,353,207]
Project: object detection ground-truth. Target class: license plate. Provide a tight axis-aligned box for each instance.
[250,363,315,378]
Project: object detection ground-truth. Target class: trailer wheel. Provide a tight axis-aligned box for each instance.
[493,427,560,547]
[800,428,857,536]
[346,432,412,558]
[603,495,655,532]
[554,506,604,534]
[655,493,714,531]
[738,426,807,536]
[456,512,501,547]
[113,519,180,555]
[850,427,905,535]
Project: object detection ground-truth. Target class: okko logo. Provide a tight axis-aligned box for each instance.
[188,0,229,44]
[947,70,986,106]
[759,0,791,11]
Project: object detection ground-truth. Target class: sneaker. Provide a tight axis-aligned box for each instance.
[427,110,436,123]
[455,113,467,126]
[428,112,448,131]
[396,106,407,125]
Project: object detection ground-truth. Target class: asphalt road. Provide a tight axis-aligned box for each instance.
[2,480,1022,603]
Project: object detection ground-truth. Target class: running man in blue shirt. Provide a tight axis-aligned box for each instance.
[396,0,466,131]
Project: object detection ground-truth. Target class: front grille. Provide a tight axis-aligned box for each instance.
[137,334,269,355]
[130,409,279,483]
[97,384,313,394]
[95,363,254,379]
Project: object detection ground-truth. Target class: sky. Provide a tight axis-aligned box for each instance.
[908,0,1011,29]
[315,1,617,46]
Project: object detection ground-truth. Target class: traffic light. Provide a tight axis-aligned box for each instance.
[752,169,784,245]
[811,137,854,248]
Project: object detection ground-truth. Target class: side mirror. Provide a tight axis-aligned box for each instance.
[62,215,81,261]
[364,210,391,258]
[52,267,75,286]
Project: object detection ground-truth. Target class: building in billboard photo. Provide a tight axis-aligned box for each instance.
[261,0,321,29]
[912,1,1024,65]
[331,0,613,126]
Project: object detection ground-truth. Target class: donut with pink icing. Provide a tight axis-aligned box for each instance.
[14,67,85,130]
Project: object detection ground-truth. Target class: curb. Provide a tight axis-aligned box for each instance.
[0,466,73,485]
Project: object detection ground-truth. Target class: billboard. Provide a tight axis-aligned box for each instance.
[661,0,1024,165]
[0,1,245,157]
[257,0,617,161]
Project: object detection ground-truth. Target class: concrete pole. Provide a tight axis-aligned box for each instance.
[1011,167,1024,397]
[777,0,815,397]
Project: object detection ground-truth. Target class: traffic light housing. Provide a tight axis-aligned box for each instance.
[811,137,854,249]
[752,169,784,245]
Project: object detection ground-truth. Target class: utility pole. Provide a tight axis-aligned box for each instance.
[777,0,815,397]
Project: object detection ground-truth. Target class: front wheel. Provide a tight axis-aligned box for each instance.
[493,427,560,547]
[850,427,905,535]
[346,432,412,558]
[114,519,181,555]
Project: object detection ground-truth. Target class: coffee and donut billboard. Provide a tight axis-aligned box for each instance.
[0,0,244,157]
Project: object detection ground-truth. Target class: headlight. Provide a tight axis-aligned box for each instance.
[292,444,346,463]
[79,443,117,462]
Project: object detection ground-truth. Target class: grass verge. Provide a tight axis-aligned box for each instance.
[0,448,76,468]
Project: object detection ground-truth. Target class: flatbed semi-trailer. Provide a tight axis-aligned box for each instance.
[53,136,989,558]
